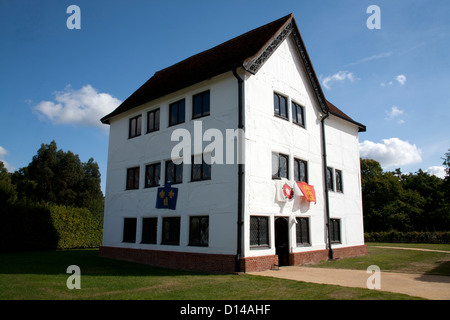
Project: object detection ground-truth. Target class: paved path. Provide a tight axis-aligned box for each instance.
[249,266,450,300]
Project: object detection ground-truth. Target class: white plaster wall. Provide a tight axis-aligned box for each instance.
[242,33,364,258]
[102,72,239,255]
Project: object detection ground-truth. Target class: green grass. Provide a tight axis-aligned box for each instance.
[314,243,450,276]
[0,248,423,300]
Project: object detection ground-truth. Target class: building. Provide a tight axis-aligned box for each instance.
[99,13,367,273]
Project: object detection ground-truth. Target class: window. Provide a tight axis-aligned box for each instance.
[273,93,288,119]
[129,115,142,139]
[192,91,210,119]
[191,154,211,181]
[296,217,310,246]
[141,217,157,244]
[292,102,305,127]
[147,109,160,133]
[326,167,334,191]
[294,158,308,183]
[165,160,183,185]
[335,169,343,193]
[169,99,185,126]
[329,219,341,243]
[123,218,137,243]
[126,167,140,190]
[145,163,161,188]
[161,217,180,245]
[189,216,209,246]
[250,216,269,248]
[272,153,289,179]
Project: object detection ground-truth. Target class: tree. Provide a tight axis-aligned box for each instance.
[0,161,17,205]
[360,157,449,232]
[12,141,103,212]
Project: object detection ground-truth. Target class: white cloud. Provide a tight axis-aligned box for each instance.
[0,146,14,172]
[344,51,392,67]
[381,74,407,87]
[33,85,121,131]
[425,166,446,179]
[385,106,405,124]
[395,74,407,85]
[321,71,355,90]
[359,138,422,168]
[0,146,7,158]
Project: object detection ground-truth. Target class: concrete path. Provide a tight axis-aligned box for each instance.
[249,266,450,300]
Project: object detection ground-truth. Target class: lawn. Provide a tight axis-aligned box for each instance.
[0,248,424,300]
[314,243,450,276]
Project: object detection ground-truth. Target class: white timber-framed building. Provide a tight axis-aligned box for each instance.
[100,13,367,273]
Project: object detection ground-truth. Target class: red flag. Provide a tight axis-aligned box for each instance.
[297,182,316,204]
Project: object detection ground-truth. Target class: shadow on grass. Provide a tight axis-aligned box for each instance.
[0,249,209,278]
[417,260,450,282]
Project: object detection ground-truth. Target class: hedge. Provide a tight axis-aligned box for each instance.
[365,230,450,244]
[0,201,103,251]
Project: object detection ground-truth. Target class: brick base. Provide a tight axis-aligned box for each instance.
[99,245,367,273]
[99,246,236,273]
[289,245,368,266]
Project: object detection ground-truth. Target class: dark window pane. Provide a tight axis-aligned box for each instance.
[148,112,154,132]
[145,163,160,188]
[297,105,304,126]
[170,103,178,126]
[274,94,280,115]
[141,217,157,244]
[155,163,161,186]
[136,116,141,136]
[193,94,202,118]
[162,217,180,245]
[202,161,211,180]
[296,218,310,245]
[189,216,209,247]
[292,103,297,123]
[130,118,136,138]
[175,163,183,183]
[192,163,201,181]
[203,91,210,115]
[154,109,160,131]
[327,167,334,191]
[250,216,269,248]
[336,170,343,192]
[166,161,174,184]
[272,153,279,179]
[280,96,287,118]
[123,218,137,243]
[178,100,185,123]
[279,155,288,179]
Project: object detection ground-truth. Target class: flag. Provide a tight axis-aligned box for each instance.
[296,182,316,204]
[156,184,178,210]
[276,180,294,202]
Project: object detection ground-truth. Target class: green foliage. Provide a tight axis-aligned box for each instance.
[365,231,450,244]
[1,140,104,251]
[0,161,17,205]
[361,154,450,234]
[0,201,103,251]
[11,140,104,213]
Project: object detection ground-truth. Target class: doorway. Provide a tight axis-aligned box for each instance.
[275,217,289,266]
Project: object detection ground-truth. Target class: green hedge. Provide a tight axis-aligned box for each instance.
[0,201,103,251]
[365,230,450,244]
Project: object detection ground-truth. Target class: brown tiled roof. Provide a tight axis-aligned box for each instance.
[326,100,366,132]
[101,13,365,132]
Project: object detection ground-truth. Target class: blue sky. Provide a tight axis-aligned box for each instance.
[1,0,449,193]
